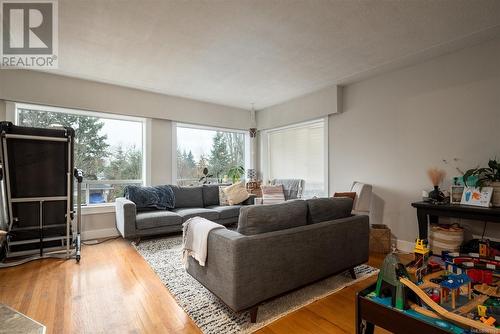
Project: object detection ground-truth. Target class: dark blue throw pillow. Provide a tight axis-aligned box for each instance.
[124,185,175,210]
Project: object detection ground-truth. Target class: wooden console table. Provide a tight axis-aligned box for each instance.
[411,201,500,240]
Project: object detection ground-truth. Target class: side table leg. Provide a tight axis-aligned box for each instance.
[360,320,375,334]
[416,209,429,240]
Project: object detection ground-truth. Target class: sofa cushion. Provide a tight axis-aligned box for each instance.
[206,205,241,220]
[202,184,230,207]
[237,200,307,235]
[171,185,204,208]
[306,197,353,224]
[172,208,219,222]
[135,210,182,230]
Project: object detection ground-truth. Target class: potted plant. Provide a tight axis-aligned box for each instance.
[463,159,500,207]
[227,165,245,184]
[198,167,213,184]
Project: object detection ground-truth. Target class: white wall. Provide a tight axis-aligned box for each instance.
[149,118,174,185]
[0,100,5,120]
[257,85,342,130]
[0,70,251,130]
[330,37,500,244]
[0,72,250,239]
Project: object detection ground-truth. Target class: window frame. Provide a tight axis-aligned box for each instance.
[10,102,148,210]
[172,122,250,185]
[261,117,329,198]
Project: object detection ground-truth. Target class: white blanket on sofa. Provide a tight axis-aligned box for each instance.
[182,216,225,268]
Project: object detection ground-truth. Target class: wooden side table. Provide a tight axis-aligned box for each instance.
[246,181,262,198]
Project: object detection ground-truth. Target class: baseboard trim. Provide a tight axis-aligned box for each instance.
[396,239,414,253]
[82,228,119,241]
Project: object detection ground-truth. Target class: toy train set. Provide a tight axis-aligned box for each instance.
[368,239,500,333]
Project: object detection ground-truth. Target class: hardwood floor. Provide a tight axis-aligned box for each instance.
[0,239,401,333]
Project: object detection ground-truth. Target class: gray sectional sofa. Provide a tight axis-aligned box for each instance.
[115,184,254,239]
[186,197,369,322]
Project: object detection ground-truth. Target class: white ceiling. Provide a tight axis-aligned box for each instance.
[51,0,500,109]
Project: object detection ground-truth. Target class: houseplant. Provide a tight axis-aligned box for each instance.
[463,159,500,207]
[227,165,245,184]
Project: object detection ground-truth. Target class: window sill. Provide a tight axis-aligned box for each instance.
[81,203,116,215]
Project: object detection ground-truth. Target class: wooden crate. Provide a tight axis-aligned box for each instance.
[369,224,391,254]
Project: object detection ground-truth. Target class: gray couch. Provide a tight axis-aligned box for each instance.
[186,197,369,322]
[115,184,255,239]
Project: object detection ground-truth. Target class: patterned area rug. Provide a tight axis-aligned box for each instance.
[135,235,379,334]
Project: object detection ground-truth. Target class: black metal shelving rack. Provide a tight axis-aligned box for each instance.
[0,122,82,267]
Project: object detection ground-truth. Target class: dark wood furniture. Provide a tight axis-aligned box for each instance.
[356,284,448,334]
[411,201,500,240]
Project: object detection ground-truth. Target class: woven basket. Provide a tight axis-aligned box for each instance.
[429,224,464,256]
[369,224,391,254]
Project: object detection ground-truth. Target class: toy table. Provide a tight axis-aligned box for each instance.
[356,283,462,334]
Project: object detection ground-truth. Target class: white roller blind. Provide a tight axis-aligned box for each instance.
[267,119,326,198]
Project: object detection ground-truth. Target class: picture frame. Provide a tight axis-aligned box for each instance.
[460,187,493,207]
[450,185,464,204]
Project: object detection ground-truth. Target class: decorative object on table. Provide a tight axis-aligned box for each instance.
[463,158,500,207]
[426,168,446,203]
[450,185,465,204]
[228,165,245,183]
[198,167,213,184]
[369,224,391,254]
[246,180,262,197]
[428,224,464,255]
[246,168,257,181]
[460,186,493,207]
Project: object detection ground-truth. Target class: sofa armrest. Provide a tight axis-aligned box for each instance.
[241,194,256,205]
[115,197,137,239]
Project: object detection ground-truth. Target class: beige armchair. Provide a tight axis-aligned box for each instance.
[350,181,372,215]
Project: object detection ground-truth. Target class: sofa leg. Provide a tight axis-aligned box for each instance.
[349,267,357,279]
[133,237,141,245]
[249,306,258,323]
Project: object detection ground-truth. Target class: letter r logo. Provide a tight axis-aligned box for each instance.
[2,1,54,54]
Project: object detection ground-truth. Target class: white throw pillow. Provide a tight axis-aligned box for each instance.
[223,182,250,205]
[219,186,230,206]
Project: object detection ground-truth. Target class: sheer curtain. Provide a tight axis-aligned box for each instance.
[267,119,327,198]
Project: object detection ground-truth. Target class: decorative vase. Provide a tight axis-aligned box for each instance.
[489,181,500,207]
[428,186,445,202]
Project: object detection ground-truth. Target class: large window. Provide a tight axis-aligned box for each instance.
[265,118,327,198]
[175,124,247,186]
[15,104,145,205]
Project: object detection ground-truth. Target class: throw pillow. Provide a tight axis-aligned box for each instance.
[333,192,357,201]
[219,186,230,206]
[261,184,285,205]
[124,185,175,210]
[223,182,250,205]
